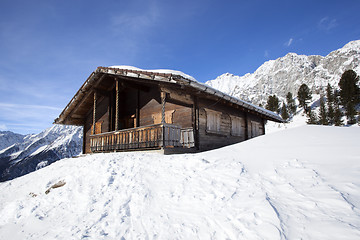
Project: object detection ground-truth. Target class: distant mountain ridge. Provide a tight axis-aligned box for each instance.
[0,131,25,151]
[206,40,360,106]
[0,125,82,182]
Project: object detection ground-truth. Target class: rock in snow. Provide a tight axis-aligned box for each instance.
[0,126,359,239]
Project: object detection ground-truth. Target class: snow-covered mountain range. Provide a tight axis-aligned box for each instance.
[206,40,360,106]
[0,125,82,182]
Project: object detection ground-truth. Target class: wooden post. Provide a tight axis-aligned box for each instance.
[193,96,199,149]
[109,90,113,131]
[115,79,120,131]
[161,91,166,124]
[244,112,248,140]
[136,89,140,127]
[160,91,166,147]
[82,125,86,154]
[92,91,97,135]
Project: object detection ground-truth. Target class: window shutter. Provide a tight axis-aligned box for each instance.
[205,109,221,133]
[230,116,245,137]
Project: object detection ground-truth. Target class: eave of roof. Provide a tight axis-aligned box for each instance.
[54,66,284,124]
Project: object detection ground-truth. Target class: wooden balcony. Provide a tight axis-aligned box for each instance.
[90,123,194,152]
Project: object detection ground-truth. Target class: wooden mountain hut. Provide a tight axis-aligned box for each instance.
[54,66,284,154]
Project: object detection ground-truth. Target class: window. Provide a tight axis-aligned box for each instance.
[205,109,221,134]
[230,116,245,137]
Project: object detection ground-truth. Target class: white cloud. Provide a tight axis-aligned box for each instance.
[318,17,338,31]
[0,103,62,111]
[285,38,293,47]
[110,2,160,34]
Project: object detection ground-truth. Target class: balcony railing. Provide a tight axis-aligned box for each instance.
[90,123,194,152]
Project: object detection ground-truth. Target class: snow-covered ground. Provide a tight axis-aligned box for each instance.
[0,126,359,239]
[266,111,308,134]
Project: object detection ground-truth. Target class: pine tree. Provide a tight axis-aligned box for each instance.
[327,103,335,124]
[306,108,318,125]
[338,70,360,124]
[281,102,289,120]
[334,107,343,126]
[333,92,343,126]
[297,84,312,112]
[318,95,328,125]
[286,92,296,115]
[265,95,280,113]
[326,83,334,103]
[326,84,335,124]
[346,102,357,124]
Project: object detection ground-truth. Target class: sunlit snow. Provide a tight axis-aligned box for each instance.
[0,125,359,239]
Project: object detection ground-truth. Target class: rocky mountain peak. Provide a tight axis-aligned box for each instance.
[206,40,360,106]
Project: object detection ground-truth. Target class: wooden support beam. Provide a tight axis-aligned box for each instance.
[82,126,86,154]
[108,89,112,131]
[92,91,97,135]
[193,96,200,150]
[136,89,140,127]
[115,79,120,131]
[161,91,166,124]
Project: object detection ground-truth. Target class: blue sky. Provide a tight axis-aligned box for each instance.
[0,0,359,134]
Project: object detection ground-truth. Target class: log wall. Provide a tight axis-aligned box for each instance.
[197,98,264,151]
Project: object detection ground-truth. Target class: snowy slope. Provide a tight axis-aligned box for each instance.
[206,40,360,106]
[0,125,82,182]
[0,126,359,239]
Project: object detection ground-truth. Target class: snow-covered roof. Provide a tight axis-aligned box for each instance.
[109,65,197,82]
[55,66,284,124]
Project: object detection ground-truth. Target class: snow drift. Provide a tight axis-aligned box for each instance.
[0,125,359,239]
